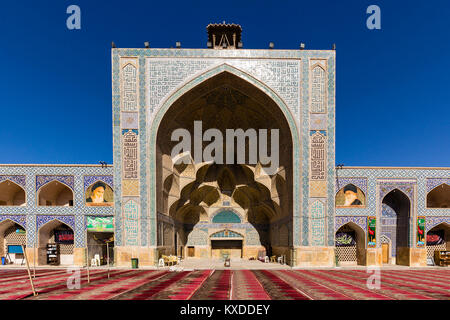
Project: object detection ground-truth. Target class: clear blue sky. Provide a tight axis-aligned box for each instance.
[0,0,449,167]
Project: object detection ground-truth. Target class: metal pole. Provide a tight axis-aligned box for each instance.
[86,245,90,284]
[106,242,110,279]
[33,236,36,279]
[22,245,38,296]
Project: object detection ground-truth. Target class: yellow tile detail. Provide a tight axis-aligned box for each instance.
[310,180,327,197]
[122,179,140,196]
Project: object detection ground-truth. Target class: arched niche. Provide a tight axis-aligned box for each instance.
[0,219,26,260]
[427,184,450,208]
[382,189,411,265]
[38,219,74,265]
[426,222,450,259]
[0,180,26,206]
[38,181,73,207]
[335,222,366,266]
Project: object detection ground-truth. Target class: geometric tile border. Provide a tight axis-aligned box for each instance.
[0,215,27,228]
[426,178,450,192]
[335,216,367,232]
[83,175,114,191]
[36,175,75,191]
[426,216,450,232]
[0,175,26,188]
[36,215,75,230]
[336,177,368,195]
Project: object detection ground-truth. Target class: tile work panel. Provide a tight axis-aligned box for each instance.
[426,178,450,192]
[326,56,336,246]
[310,200,326,246]
[139,56,148,247]
[0,165,113,248]
[0,175,26,187]
[36,175,75,191]
[145,63,303,247]
[113,49,337,249]
[147,58,301,121]
[336,168,450,249]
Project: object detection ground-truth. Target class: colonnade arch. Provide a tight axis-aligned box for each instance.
[0,219,26,264]
[335,222,366,265]
[0,180,25,206]
[381,189,411,265]
[426,222,450,259]
[427,184,450,208]
[38,219,74,265]
[38,181,73,206]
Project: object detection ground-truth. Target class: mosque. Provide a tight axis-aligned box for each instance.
[0,24,449,268]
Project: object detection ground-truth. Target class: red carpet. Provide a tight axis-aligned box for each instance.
[0,268,448,300]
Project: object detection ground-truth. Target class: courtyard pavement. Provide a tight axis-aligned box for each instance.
[0,264,448,300]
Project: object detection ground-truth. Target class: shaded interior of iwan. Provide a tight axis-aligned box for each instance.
[156,71,293,258]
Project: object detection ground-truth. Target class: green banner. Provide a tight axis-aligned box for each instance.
[367,216,376,248]
[87,216,114,232]
[417,217,425,247]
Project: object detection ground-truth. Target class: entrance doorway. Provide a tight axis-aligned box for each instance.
[382,189,411,265]
[211,240,243,259]
[0,220,26,265]
[335,222,366,266]
[87,232,114,266]
[382,243,389,264]
[38,220,74,265]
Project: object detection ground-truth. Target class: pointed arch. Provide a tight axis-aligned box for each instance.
[150,63,300,248]
[0,218,26,231]
[382,188,411,265]
[335,222,366,265]
[0,219,26,261]
[382,188,411,209]
[37,180,74,207]
[37,218,74,265]
[0,180,26,206]
[426,222,450,258]
[427,221,450,232]
[427,183,450,208]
